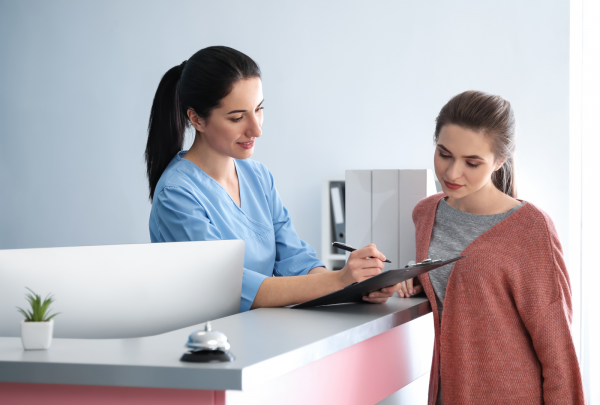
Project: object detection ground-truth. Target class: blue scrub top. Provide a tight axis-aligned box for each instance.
[149,151,325,312]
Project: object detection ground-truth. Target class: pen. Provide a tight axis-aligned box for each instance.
[332,242,392,263]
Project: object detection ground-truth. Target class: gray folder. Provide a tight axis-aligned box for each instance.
[330,181,346,254]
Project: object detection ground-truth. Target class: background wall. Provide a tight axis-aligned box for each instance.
[0,0,569,261]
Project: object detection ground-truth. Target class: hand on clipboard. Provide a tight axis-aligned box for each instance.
[380,260,421,299]
[332,242,417,302]
[292,257,464,309]
[332,243,392,304]
[368,278,421,300]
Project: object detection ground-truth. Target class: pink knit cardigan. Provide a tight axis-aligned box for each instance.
[414,193,585,405]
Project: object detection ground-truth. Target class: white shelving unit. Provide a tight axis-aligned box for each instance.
[321,178,347,270]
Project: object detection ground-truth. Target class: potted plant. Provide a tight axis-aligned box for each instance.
[16,288,60,350]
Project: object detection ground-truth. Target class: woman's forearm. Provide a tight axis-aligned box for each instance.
[251,271,344,309]
[307,266,330,274]
[251,245,389,309]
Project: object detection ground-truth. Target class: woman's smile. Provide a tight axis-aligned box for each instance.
[237,139,255,149]
[443,180,464,190]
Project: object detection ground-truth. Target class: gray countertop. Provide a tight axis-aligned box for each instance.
[0,297,431,391]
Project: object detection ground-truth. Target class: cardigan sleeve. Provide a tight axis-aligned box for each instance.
[524,298,585,404]
[519,213,586,404]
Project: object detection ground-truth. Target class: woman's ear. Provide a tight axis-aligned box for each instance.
[494,157,507,171]
[187,109,205,132]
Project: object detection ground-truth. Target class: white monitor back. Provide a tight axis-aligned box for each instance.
[0,240,245,339]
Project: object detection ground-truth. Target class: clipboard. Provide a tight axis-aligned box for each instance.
[291,256,465,309]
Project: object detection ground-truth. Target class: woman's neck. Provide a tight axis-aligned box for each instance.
[183,134,236,185]
[446,181,520,215]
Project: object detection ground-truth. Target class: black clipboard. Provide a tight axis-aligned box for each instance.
[291,256,465,309]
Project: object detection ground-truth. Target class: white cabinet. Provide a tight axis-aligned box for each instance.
[345,169,438,269]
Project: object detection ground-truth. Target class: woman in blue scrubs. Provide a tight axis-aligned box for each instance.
[145,46,395,311]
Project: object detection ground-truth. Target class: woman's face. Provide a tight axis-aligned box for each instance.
[434,124,505,199]
[194,77,264,160]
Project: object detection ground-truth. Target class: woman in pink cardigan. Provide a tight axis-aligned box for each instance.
[392,91,585,404]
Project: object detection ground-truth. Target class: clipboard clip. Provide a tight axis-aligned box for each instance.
[405,258,443,268]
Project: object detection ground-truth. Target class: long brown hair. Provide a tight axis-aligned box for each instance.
[434,90,517,198]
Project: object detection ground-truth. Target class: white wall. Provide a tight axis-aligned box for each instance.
[0,0,569,264]
[571,0,600,401]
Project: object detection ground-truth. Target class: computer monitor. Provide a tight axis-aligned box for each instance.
[0,240,244,339]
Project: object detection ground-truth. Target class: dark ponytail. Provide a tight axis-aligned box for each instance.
[145,46,261,201]
[145,63,187,201]
[434,90,517,198]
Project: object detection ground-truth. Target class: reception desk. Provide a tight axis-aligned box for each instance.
[0,297,433,405]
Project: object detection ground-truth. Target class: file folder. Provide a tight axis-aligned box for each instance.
[345,170,371,252]
[291,256,464,309]
[330,181,346,254]
[372,170,399,271]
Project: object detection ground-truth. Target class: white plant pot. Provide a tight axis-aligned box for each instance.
[21,319,53,350]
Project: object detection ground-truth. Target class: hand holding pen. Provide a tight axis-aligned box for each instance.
[332,242,392,263]
[334,242,424,299]
[333,242,399,303]
[333,243,394,303]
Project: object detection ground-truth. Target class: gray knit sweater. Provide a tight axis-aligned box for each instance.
[427,198,523,322]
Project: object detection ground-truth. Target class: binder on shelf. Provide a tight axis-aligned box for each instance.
[398,170,438,266]
[329,181,346,255]
[345,170,371,254]
[372,170,399,271]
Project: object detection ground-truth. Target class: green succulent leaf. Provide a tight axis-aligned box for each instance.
[44,312,61,322]
[16,307,33,322]
[17,287,59,322]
